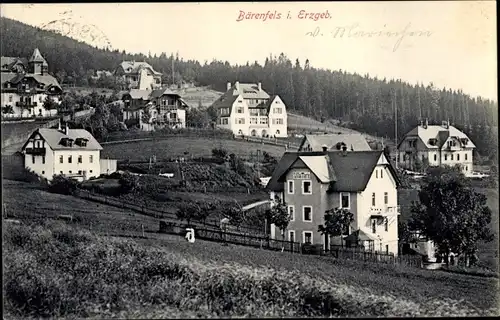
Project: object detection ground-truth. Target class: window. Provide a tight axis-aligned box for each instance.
[69,170,72,174]
[36,141,41,148]
[303,231,313,244]
[60,171,63,174]
[465,153,468,161]
[39,96,43,102]
[287,180,294,194]
[90,170,93,173]
[372,193,376,206]
[288,205,295,221]
[272,118,284,125]
[235,118,245,124]
[8,95,12,102]
[381,169,383,178]
[288,230,295,243]
[384,192,388,205]
[78,170,82,175]
[372,220,376,233]
[385,245,389,254]
[444,154,447,161]
[42,171,45,174]
[421,154,425,161]
[465,166,468,171]
[68,155,72,163]
[259,117,268,125]
[236,107,244,113]
[42,156,45,164]
[457,154,460,161]
[303,206,312,222]
[340,193,350,209]
[384,218,388,231]
[274,107,282,114]
[434,154,437,161]
[451,154,454,161]
[376,170,378,178]
[302,181,312,194]
[89,155,93,163]
[32,155,35,164]
[250,117,258,124]
[78,155,82,163]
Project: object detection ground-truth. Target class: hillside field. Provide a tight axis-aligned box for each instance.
[101,136,287,161]
[3,180,499,318]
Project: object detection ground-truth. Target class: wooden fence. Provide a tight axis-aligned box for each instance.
[328,245,423,267]
[74,189,266,236]
[158,220,301,253]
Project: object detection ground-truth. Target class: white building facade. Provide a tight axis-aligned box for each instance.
[21,124,114,181]
[211,81,288,138]
[266,150,401,255]
[397,119,475,174]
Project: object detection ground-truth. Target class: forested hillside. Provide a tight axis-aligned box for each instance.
[1,17,497,161]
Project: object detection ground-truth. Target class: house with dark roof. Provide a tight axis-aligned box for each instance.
[266,149,401,255]
[210,81,288,138]
[1,48,62,118]
[115,61,162,91]
[397,119,476,174]
[122,88,189,130]
[21,121,116,181]
[298,133,372,152]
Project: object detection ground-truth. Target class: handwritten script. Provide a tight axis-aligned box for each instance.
[38,11,113,50]
[305,23,433,52]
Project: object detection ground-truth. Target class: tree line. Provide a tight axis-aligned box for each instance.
[1,17,497,160]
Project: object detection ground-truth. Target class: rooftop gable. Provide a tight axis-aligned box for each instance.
[399,124,476,149]
[267,150,398,192]
[299,133,372,151]
[22,128,103,151]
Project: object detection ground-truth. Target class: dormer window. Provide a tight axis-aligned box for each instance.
[428,138,437,146]
[60,138,74,147]
[336,142,346,150]
[75,138,88,147]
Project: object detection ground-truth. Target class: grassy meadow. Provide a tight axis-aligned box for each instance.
[101,136,287,161]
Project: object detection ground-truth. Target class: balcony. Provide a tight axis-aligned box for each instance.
[368,205,400,218]
[24,147,46,156]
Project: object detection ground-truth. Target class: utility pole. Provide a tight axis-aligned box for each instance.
[394,89,398,169]
[172,58,174,88]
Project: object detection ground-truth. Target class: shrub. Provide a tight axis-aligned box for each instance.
[118,172,140,193]
[48,175,78,195]
[212,148,228,161]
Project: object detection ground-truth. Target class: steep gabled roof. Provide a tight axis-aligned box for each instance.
[298,133,372,151]
[266,150,399,192]
[119,61,162,75]
[22,128,103,151]
[399,124,476,149]
[29,48,48,66]
[149,88,180,99]
[228,82,270,99]
[5,73,62,90]
[126,89,152,100]
[211,93,240,115]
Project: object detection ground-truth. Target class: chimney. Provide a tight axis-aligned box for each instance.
[58,118,62,131]
[227,82,231,91]
[423,118,428,129]
[419,119,423,127]
[64,122,69,135]
[258,82,262,92]
[235,81,240,91]
[441,120,449,129]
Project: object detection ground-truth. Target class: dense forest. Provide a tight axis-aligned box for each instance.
[1,17,497,161]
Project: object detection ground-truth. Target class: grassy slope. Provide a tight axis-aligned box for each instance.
[3,179,499,313]
[101,136,287,160]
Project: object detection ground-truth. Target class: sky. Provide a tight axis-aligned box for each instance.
[1,2,497,101]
